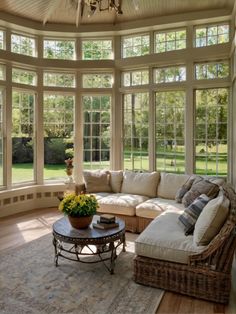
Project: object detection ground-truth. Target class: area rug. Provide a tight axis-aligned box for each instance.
[0,233,164,314]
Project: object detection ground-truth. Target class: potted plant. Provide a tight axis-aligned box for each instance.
[59,192,99,229]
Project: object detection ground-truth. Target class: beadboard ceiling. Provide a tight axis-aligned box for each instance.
[0,0,234,26]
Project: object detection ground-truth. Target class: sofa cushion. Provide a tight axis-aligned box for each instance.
[83,170,112,193]
[178,194,210,235]
[91,192,113,201]
[97,193,148,216]
[121,171,160,198]
[135,211,205,264]
[182,179,219,207]
[175,175,197,203]
[109,170,123,193]
[136,198,184,219]
[157,173,190,200]
[194,192,230,246]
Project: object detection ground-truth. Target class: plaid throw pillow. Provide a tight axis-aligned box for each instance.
[178,194,210,235]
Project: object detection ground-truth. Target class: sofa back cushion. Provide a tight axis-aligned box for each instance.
[157,173,190,200]
[182,178,219,207]
[121,171,160,198]
[109,170,123,193]
[83,170,112,193]
[193,191,229,246]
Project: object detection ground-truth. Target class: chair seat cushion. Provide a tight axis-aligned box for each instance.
[135,211,205,264]
[136,198,184,219]
[97,193,148,216]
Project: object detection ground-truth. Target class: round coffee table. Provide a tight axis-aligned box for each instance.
[52,215,126,274]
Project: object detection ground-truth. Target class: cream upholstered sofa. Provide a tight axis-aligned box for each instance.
[80,170,224,233]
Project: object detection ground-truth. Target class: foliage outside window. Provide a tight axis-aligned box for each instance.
[195,61,229,80]
[0,31,4,50]
[195,88,228,176]
[44,72,75,87]
[122,34,150,58]
[122,70,149,87]
[11,34,36,57]
[82,74,113,88]
[83,95,111,169]
[44,40,75,60]
[195,24,229,47]
[43,94,74,180]
[155,29,186,53]
[0,64,5,80]
[12,91,35,183]
[156,91,185,173]
[82,40,113,60]
[0,90,3,186]
[154,66,186,83]
[123,93,149,171]
[12,68,37,86]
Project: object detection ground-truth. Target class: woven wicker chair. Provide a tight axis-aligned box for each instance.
[134,183,236,304]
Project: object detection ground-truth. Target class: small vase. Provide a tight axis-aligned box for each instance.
[68,215,93,229]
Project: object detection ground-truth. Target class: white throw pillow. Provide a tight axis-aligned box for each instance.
[193,192,229,246]
[121,171,160,198]
[109,170,123,193]
[83,170,112,193]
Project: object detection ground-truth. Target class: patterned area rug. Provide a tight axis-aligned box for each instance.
[0,233,164,314]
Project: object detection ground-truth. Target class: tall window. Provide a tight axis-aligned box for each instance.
[43,94,74,180]
[195,61,229,80]
[44,72,75,87]
[82,74,113,88]
[156,91,185,173]
[155,29,186,53]
[83,95,111,169]
[195,24,229,47]
[123,93,149,171]
[195,88,228,176]
[43,40,75,60]
[11,34,36,57]
[0,90,3,186]
[122,34,150,58]
[122,70,149,87]
[82,40,113,60]
[12,91,35,183]
[12,68,37,86]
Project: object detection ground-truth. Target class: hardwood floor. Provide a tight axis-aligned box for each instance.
[0,207,235,314]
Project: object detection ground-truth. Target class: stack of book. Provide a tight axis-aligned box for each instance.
[93,214,119,230]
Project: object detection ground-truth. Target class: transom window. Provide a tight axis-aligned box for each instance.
[195,88,228,176]
[82,40,113,60]
[44,72,75,88]
[195,61,229,80]
[156,91,185,173]
[0,30,4,50]
[195,24,229,47]
[82,74,113,88]
[154,66,186,83]
[122,34,150,58]
[0,64,5,80]
[83,95,111,169]
[122,70,149,87]
[43,39,75,60]
[11,34,36,57]
[155,29,186,53]
[123,93,149,171]
[12,68,37,86]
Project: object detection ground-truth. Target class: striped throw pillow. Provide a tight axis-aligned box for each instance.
[178,194,210,235]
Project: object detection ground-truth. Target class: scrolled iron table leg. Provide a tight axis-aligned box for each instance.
[53,236,59,267]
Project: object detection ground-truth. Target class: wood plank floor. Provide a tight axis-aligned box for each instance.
[0,207,235,314]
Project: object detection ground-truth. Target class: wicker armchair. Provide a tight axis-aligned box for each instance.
[134,183,236,304]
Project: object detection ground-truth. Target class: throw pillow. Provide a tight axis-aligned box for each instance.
[178,194,210,235]
[182,179,219,208]
[193,192,229,246]
[175,175,197,203]
[157,173,190,200]
[83,170,112,193]
[109,170,123,193]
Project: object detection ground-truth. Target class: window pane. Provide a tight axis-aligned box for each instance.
[0,90,4,186]
[12,68,37,86]
[155,29,186,53]
[82,74,113,88]
[0,31,5,50]
[122,70,149,86]
[44,72,75,87]
[195,61,229,80]
[44,94,74,180]
[12,91,35,183]
[156,91,185,173]
[154,66,186,83]
[122,35,150,58]
[195,24,229,47]
[123,93,149,171]
[83,95,111,170]
[0,64,5,80]
[44,40,75,60]
[11,34,36,57]
[82,40,113,60]
[195,88,228,176]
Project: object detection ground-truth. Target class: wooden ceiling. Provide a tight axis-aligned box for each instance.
[0,0,234,26]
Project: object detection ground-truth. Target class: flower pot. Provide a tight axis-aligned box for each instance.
[68,215,93,229]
